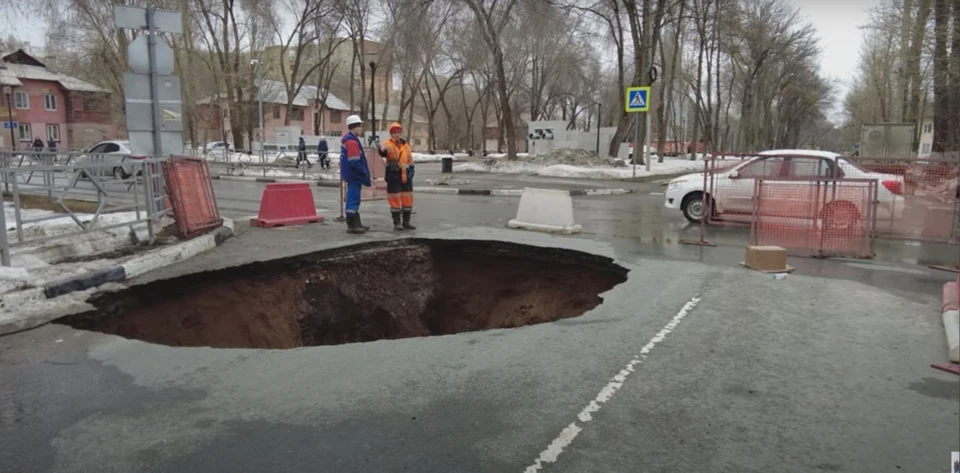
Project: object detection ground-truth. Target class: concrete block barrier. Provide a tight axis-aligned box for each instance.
[943,309,959,363]
[508,188,582,234]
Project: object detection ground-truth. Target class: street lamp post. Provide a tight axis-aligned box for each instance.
[369,61,377,145]
[251,59,265,169]
[3,86,15,151]
[595,102,601,155]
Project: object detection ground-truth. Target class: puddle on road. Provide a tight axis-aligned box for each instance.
[56,239,628,349]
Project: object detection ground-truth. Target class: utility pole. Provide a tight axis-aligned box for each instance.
[251,59,265,169]
[369,61,378,145]
[595,102,601,155]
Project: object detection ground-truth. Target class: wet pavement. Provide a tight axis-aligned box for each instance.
[1,175,958,473]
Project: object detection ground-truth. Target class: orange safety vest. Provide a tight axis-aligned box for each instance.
[383,137,413,182]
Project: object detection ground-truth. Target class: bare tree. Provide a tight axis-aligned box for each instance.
[460,0,522,159]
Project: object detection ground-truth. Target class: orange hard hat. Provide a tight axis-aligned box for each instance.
[389,122,403,133]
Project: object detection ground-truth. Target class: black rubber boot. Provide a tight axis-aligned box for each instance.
[346,214,366,234]
[402,210,416,230]
[392,211,404,231]
[356,213,370,231]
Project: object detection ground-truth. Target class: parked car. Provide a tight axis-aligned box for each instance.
[205,141,233,152]
[664,149,906,226]
[72,140,142,180]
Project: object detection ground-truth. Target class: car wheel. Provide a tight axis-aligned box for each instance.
[113,166,130,180]
[681,192,709,223]
[822,201,861,231]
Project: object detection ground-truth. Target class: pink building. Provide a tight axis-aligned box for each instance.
[0,49,114,150]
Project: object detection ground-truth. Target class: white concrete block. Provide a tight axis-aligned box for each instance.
[508,188,582,234]
[944,309,959,363]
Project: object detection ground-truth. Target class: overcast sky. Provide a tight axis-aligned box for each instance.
[3,0,879,119]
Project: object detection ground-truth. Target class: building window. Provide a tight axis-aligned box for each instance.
[328,131,342,137]
[290,106,304,121]
[46,124,60,142]
[923,123,933,134]
[921,143,931,154]
[44,93,57,111]
[14,91,28,109]
[272,105,280,119]
[17,123,31,141]
[330,110,342,124]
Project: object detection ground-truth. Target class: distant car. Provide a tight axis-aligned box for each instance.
[72,140,142,180]
[664,149,906,226]
[205,141,233,152]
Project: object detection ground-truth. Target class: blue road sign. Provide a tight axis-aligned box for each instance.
[625,87,650,113]
[2,121,16,129]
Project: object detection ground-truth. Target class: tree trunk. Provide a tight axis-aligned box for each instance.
[907,0,933,130]
[932,0,951,152]
[899,0,914,121]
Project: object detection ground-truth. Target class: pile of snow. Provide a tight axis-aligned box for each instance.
[412,153,456,163]
[454,156,706,180]
[1,203,177,294]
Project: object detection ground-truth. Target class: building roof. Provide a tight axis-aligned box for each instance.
[198,80,351,110]
[1,50,107,93]
[372,103,427,124]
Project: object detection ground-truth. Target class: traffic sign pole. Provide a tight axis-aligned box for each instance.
[632,113,640,177]
[644,108,651,172]
[147,9,162,158]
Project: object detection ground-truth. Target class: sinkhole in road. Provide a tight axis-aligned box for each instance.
[56,239,629,349]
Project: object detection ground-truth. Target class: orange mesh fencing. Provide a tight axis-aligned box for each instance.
[751,178,877,258]
[162,156,223,238]
[847,156,958,242]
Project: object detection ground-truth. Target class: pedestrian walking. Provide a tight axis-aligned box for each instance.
[31,137,43,153]
[340,115,372,234]
[46,137,58,164]
[317,138,330,170]
[378,122,416,231]
[296,136,310,167]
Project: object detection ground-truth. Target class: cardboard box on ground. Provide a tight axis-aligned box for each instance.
[744,246,789,272]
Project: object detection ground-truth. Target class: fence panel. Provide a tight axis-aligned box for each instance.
[848,156,959,243]
[162,156,222,238]
[751,178,877,259]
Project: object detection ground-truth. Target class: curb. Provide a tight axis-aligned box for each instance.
[942,277,960,363]
[217,175,634,197]
[416,187,633,197]
[0,219,235,335]
[214,175,340,185]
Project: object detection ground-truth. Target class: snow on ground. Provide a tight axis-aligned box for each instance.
[412,153,456,163]
[483,152,530,159]
[454,156,708,180]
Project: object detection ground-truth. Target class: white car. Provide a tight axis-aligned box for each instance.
[72,140,144,180]
[664,149,906,225]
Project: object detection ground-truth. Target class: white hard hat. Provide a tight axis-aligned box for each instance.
[346,115,363,127]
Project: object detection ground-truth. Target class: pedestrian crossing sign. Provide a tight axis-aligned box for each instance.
[625,86,650,113]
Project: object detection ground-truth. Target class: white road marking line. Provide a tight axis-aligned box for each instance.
[522,295,702,473]
[649,192,665,195]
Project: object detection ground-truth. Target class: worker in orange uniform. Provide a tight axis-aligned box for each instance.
[379,122,416,231]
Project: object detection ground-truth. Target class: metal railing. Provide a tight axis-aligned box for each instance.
[0,152,169,266]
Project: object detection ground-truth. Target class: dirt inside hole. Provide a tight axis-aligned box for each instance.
[56,239,629,349]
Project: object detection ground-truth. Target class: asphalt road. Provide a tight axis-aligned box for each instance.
[1,173,958,473]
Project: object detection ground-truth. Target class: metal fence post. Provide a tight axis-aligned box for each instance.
[0,169,10,266]
[144,160,156,240]
[10,169,23,243]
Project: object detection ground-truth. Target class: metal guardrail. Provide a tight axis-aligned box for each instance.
[0,152,169,266]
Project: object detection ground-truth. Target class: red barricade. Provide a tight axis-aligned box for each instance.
[163,157,223,238]
[251,182,324,228]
